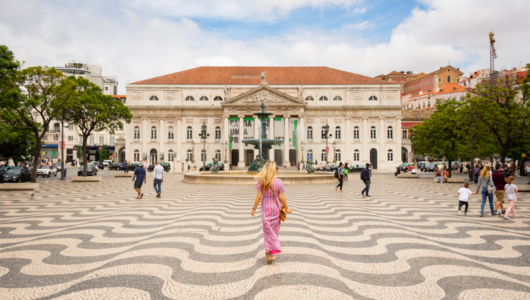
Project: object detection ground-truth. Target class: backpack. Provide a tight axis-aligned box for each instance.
[334,169,338,178]
[360,170,365,181]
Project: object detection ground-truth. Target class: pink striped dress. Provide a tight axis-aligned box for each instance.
[256,178,285,254]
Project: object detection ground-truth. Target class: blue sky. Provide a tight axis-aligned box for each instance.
[0,0,529,93]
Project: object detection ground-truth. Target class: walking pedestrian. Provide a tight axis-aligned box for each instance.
[503,176,518,219]
[526,165,530,185]
[335,162,344,192]
[361,163,371,197]
[153,161,164,198]
[476,166,494,217]
[251,161,292,264]
[473,164,480,184]
[123,160,129,173]
[132,162,146,199]
[181,163,185,173]
[492,164,507,215]
[326,161,330,172]
[457,182,473,216]
[435,170,442,183]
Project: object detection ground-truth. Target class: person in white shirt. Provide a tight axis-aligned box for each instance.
[153,162,165,198]
[458,182,473,216]
[504,176,518,219]
[411,168,417,174]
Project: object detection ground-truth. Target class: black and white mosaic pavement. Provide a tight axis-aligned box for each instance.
[0,174,530,299]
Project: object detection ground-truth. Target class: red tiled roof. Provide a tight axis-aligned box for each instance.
[131,67,392,85]
[437,83,468,94]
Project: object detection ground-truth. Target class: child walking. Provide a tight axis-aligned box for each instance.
[504,176,518,219]
[458,182,473,216]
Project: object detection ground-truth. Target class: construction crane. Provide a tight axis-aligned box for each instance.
[489,32,497,81]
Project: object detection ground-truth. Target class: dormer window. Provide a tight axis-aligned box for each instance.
[214,96,223,101]
[319,96,328,101]
[369,96,378,101]
[185,96,195,101]
[200,96,209,101]
[149,96,159,101]
[333,96,342,101]
[305,96,314,101]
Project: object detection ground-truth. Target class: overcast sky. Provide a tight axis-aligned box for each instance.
[1,0,529,94]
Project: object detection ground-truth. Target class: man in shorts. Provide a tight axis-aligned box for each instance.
[132,162,147,199]
[492,164,507,215]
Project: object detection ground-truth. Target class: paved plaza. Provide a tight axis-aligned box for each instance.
[1,172,530,299]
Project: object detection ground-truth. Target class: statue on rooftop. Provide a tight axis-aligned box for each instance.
[261,70,267,84]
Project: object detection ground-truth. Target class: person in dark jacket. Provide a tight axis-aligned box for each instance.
[361,163,371,197]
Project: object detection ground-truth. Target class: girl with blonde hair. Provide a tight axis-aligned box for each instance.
[251,161,292,264]
[475,165,494,217]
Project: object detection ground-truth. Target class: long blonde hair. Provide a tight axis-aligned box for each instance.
[255,161,277,192]
[480,166,491,178]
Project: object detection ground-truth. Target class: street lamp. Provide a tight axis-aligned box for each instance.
[224,141,228,164]
[333,141,337,163]
[301,142,305,164]
[191,141,195,163]
[59,110,71,180]
[322,124,332,162]
[198,123,210,170]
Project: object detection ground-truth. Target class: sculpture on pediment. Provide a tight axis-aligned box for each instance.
[261,70,267,84]
[131,92,143,100]
[297,85,304,99]
[384,92,396,99]
[224,86,231,100]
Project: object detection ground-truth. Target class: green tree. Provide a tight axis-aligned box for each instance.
[99,145,109,160]
[67,76,132,176]
[0,122,36,164]
[410,100,464,177]
[0,45,75,182]
[464,67,530,164]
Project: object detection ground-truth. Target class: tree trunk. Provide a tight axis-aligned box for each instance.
[31,138,41,183]
[448,159,452,178]
[82,137,88,177]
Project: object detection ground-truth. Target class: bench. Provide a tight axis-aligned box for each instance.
[432,177,465,183]
[72,176,102,182]
[398,174,420,178]
[0,183,39,190]
[114,173,132,177]
[518,185,530,193]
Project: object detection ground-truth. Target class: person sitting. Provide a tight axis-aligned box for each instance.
[395,167,401,176]
[411,168,417,174]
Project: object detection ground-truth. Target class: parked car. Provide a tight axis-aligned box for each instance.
[109,163,124,170]
[103,160,113,167]
[128,162,143,172]
[78,164,98,176]
[347,164,365,172]
[160,162,171,172]
[90,161,104,170]
[55,163,67,176]
[199,163,224,172]
[398,163,414,172]
[424,162,443,172]
[0,166,18,175]
[3,168,32,182]
[37,165,58,177]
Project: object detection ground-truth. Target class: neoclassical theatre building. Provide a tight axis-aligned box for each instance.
[123,67,403,171]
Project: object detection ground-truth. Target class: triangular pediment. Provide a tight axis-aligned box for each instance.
[222,85,307,107]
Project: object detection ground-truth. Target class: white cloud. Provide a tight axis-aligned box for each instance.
[0,0,529,94]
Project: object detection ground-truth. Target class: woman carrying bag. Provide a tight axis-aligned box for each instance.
[251,161,292,264]
[475,166,495,217]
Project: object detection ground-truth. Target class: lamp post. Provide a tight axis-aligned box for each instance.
[301,142,305,164]
[322,124,332,162]
[58,111,71,180]
[224,141,228,164]
[191,141,195,163]
[333,141,337,164]
[198,123,210,170]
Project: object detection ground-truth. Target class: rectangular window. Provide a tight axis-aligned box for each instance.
[113,86,117,95]
[79,136,83,145]
[53,135,59,141]
[354,152,359,161]
[99,136,104,145]
[68,136,73,141]
[110,136,115,145]
[370,128,376,141]
[43,136,48,141]
[353,128,359,141]
[89,136,94,145]
[447,75,451,83]
[402,129,408,139]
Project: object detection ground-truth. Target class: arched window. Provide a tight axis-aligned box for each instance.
[185,96,194,101]
[321,149,327,162]
[168,126,174,141]
[134,126,140,141]
[186,126,193,141]
[370,126,376,140]
[335,126,341,140]
[354,149,360,162]
[201,149,207,162]
[186,150,193,162]
[319,96,328,101]
[168,150,175,161]
[369,96,378,101]
[387,149,393,161]
[149,96,159,101]
[200,96,208,101]
[305,96,314,101]
[387,126,393,141]
[335,149,341,162]
[151,126,157,140]
[353,126,360,141]
[333,96,342,101]
[215,126,221,141]
[134,150,140,162]
[215,149,221,161]
[307,149,313,161]
[214,96,223,101]
[307,126,313,141]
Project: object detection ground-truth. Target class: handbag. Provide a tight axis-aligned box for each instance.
[271,187,287,222]
[487,176,496,194]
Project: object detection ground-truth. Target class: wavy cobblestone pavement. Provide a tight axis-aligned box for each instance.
[1,173,530,299]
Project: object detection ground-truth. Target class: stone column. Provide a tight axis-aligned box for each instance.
[299,115,305,162]
[159,119,165,162]
[379,117,385,169]
[284,115,290,167]
[396,118,403,164]
[345,118,352,163]
[142,118,148,163]
[269,115,275,162]
[238,115,245,167]
[176,118,183,172]
[362,117,368,163]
